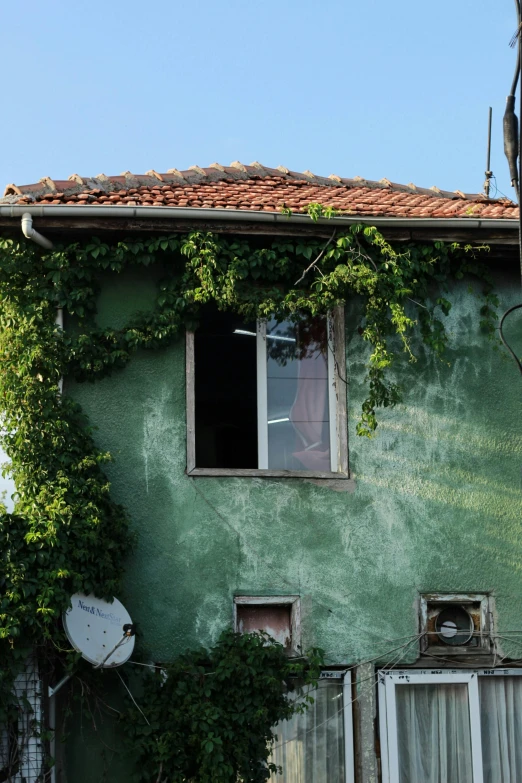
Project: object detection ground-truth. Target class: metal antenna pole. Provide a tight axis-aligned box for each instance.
[484,107,493,197]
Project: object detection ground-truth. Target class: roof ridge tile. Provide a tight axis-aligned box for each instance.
[39,177,57,192]
[188,165,207,177]
[145,170,165,182]
[1,162,517,217]
[166,168,188,183]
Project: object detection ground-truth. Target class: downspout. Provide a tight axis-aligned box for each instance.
[20,215,63,391]
[21,212,53,249]
[56,308,63,396]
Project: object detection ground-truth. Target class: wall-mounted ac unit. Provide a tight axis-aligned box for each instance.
[419,593,492,656]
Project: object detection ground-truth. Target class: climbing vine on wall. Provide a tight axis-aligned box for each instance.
[0,212,497,776]
[123,629,323,783]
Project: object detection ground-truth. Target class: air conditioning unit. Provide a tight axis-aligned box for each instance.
[419,594,492,656]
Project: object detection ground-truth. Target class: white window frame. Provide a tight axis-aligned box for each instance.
[186,307,348,479]
[269,669,355,783]
[321,670,355,783]
[378,669,522,783]
[341,671,356,783]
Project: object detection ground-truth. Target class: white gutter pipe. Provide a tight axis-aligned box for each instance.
[19,216,61,397]
[0,204,517,232]
[21,212,54,249]
[56,308,63,396]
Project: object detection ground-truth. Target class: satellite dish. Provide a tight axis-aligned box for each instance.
[435,605,474,646]
[63,593,135,667]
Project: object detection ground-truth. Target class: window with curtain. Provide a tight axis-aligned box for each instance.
[268,674,353,783]
[479,675,522,783]
[379,670,522,783]
[187,306,348,477]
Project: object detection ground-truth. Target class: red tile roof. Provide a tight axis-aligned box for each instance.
[1,162,518,220]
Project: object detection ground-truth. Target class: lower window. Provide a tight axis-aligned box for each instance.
[379,669,522,783]
[268,671,354,783]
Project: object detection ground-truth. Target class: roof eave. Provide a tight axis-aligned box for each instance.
[0,204,518,232]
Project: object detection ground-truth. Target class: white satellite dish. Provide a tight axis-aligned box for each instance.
[63,593,135,667]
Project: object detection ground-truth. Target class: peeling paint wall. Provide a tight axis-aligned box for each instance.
[64,264,522,780]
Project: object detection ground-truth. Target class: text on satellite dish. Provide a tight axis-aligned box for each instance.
[77,599,121,626]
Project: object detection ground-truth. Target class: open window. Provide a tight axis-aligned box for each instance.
[186,306,348,478]
[379,668,522,783]
[269,671,354,783]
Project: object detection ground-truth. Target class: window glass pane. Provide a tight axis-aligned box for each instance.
[269,680,345,783]
[480,676,522,783]
[266,316,330,472]
[395,683,473,783]
[194,307,258,468]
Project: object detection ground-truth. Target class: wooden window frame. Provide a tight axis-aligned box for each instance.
[233,595,301,652]
[186,307,348,479]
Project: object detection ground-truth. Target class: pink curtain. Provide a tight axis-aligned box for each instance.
[290,350,330,471]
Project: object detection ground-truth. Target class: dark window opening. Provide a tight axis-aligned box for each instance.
[194,306,258,468]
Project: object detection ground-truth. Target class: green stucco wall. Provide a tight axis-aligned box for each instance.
[64,261,522,780]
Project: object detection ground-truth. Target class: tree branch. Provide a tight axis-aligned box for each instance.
[294,230,336,285]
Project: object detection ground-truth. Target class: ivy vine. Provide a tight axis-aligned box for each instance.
[0,212,497,779]
[123,630,323,783]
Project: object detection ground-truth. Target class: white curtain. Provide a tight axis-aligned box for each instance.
[480,676,522,783]
[269,681,345,783]
[395,683,473,783]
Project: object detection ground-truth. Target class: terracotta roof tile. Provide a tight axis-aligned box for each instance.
[1,162,518,220]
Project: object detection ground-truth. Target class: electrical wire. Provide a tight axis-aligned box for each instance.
[510,0,521,92]
[321,633,424,671]
[498,5,522,378]
[270,635,420,751]
[115,669,150,726]
[499,303,522,376]
[488,176,511,201]
[192,480,433,651]
[127,660,166,671]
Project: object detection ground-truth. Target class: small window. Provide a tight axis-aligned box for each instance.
[269,671,354,783]
[234,596,300,652]
[186,307,348,478]
[379,668,522,783]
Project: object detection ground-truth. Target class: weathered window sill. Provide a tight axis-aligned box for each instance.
[187,467,356,491]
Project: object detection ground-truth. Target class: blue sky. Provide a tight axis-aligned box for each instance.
[0,0,519,198]
[0,1,519,507]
